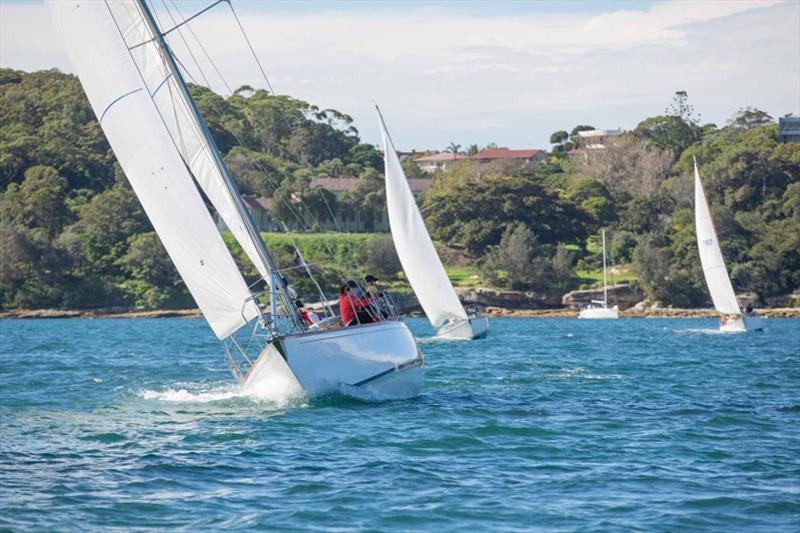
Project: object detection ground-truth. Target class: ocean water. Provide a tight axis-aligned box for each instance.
[1,317,798,531]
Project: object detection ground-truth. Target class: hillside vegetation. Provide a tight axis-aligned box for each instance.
[1,69,798,310]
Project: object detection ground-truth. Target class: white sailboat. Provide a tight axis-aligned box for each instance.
[48,0,424,399]
[377,107,489,340]
[578,229,619,319]
[693,158,762,333]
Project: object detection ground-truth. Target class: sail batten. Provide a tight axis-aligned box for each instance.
[694,160,741,315]
[378,110,468,328]
[47,0,259,339]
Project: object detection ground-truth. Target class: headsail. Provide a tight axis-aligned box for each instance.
[377,108,468,328]
[47,0,259,338]
[103,1,271,282]
[694,159,740,315]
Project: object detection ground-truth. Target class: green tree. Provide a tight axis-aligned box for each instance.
[550,130,569,144]
[423,170,591,255]
[634,115,700,156]
[358,234,402,280]
[0,165,69,237]
[482,224,574,291]
[728,107,774,130]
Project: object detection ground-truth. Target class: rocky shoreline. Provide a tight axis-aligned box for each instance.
[2,307,799,319]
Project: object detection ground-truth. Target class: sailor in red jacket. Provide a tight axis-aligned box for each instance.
[339,280,375,326]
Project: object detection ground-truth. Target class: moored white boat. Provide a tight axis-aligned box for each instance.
[578,304,619,320]
[378,107,489,341]
[578,229,619,320]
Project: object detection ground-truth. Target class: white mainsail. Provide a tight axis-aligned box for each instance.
[377,110,468,328]
[694,159,740,315]
[48,1,259,338]
[103,2,272,282]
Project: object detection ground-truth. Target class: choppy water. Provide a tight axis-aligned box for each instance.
[1,317,798,531]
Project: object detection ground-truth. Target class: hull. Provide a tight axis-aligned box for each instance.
[720,315,764,333]
[578,306,619,319]
[436,315,490,340]
[245,320,424,400]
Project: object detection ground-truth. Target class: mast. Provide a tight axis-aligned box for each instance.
[135,0,302,330]
[602,229,608,308]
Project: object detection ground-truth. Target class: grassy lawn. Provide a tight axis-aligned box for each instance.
[575,263,637,287]
[445,266,483,287]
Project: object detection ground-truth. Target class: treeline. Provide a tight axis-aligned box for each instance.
[1,69,798,310]
[0,68,389,309]
[420,93,799,306]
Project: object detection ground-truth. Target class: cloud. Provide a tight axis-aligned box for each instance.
[1,0,797,149]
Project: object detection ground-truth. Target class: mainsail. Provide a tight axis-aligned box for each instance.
[694,159,740,315]
[47,1,260,338]
[377,109,468,328]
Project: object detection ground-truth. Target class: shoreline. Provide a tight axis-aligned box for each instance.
[2,307,799,319]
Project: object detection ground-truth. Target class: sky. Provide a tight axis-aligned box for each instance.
[1,0,799,151]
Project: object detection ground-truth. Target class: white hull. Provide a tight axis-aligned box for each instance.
[720,315,764,333]
[578,305,619,319]
[244,320,424,400]
[436,315,490,340]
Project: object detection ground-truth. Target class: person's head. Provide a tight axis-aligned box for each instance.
[364,275,378,285]
[294,299,304,309]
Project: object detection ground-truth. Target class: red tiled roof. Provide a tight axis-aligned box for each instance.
[472,149,545,160]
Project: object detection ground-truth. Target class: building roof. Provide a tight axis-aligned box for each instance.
[242,196,272,210]
[471,148,545,160]
[413,152,467,162]
[577,129,624,139]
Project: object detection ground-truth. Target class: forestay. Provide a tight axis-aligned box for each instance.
[694,160,740,315]
[47,1,259,338]
[107,1,270,281]
[378,111,468,328]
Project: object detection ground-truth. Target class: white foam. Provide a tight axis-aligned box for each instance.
[140,385,242,403]
[680,328,738,335]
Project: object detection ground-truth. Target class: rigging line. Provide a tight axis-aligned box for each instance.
[129,0,227,50]
[158,17,322,233]
[165,0,345,237]
[166,0,233,95]
[226,0,348,234]
[164,1,350,273]
[150,1,190,162]
[159,0,213,91]
[320,188,343,233]
[226,1,281,105]
[167,49,319,233]
[105,0,201,190]
[156,1,318,233]
[156,2,319,231]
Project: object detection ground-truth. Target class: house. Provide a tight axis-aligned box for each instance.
[576,129,624,150]
[779,116,800,143]
[241,196,281,231]
[412,152,467,173]
[471,148,546,164]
